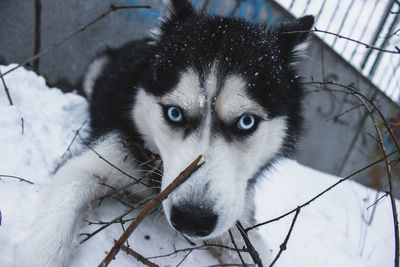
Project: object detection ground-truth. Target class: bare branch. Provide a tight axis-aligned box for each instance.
[366,192,389,211]
[0,174,34,185]
[78,135,151,187]
[146,242,247,260]
[61,119,88,159]
[0,5,151,79]
[121,245,160,267]
[176,250,193,267]
[269,207,301,267]
[236,221,263,267]
[205,265,248,267]
[282,27,400,54]
[80,208,135,244]
[0,69,13,105]
[228,229,246,265]
[98,155,205,267]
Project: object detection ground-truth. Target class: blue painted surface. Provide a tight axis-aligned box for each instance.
[128,0,161,19]
[126,0,286,26]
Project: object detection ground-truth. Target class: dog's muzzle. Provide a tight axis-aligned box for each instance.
[170,203,218,237]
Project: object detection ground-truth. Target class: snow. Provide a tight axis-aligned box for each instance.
[0,64,398,266]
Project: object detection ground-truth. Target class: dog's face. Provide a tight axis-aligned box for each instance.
[133,0,313,238]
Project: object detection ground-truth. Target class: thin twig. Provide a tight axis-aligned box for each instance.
[326,104,363,122]
[311,81,400,156]
[0,5,151,79]
[61,119,88,159]
[366,192,389,211]
[146,243,247,260]
[176,250,193,267]
[281,27,400,54]
[236,222,263,267]
[229,230,246,265]
[98,155,205,267]
[121,245,160,267]
[205,265,248,267]
[80,207,136,244]
[0,175,34,184]
[268,207,301,267]
[0,69,13,105]
[78,135,151,187]
[245,150,398,232]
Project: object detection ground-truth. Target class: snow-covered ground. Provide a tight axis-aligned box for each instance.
[0,64,397,266]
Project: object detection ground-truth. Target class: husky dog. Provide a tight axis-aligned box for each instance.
[16,0,313,266]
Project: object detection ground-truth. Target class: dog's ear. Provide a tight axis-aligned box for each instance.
[149,0,195,41]
[276,15,314,54]
[161,0,195,23]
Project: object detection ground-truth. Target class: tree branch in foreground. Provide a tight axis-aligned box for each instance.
[121,245,160,267]
[269,207,301,267]
[98,155,205,267]
[145,242,247,260]
[236,222,263,267]
[229,229,246,265]
[0,175,34,185]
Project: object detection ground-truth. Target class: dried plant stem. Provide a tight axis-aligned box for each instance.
[228,229,246,265]
[0,174,34,185]
[0,69,13,105]
[236,222,263,267]
[98,155,205,267]
[146,242,246,260]
[80,207,135,244]
[121,245,160,267]
[78,135,150,187]
[269,207,300,267]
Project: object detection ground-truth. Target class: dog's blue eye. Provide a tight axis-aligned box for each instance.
[167,106,183,122]
[237,114,256,131]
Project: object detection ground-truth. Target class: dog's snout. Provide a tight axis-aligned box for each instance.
[170,204,218,237]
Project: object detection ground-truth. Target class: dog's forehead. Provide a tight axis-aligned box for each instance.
[161,66,266,120]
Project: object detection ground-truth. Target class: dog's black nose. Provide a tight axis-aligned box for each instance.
[170,204,218,237]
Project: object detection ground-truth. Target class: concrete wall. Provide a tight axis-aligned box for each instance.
[1,0,399,193]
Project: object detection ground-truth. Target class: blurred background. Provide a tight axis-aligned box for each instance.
[0,0,399,195]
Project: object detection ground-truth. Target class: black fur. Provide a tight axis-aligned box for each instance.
[88,0,314,156]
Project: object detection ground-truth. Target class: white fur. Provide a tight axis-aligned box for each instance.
[291,41,311,66]
[148,0,177,41]
[15,133,153,267]
[82,55,109,100]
